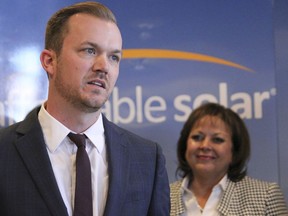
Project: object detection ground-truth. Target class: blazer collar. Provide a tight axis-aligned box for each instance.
[217,179,235,215]
[102,115,130,215]
[15,107,68,216]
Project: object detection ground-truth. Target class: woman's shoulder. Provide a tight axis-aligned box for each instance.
[229,176,284,196]
[221,176,288,214]
[235,176,280,188]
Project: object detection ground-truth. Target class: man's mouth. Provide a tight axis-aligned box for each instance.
[88,80,105,88]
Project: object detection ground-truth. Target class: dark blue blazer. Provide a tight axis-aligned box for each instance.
[0,107,170,216]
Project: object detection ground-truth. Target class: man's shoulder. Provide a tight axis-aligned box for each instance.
[0,120,21,137]
[102,114,157,146]
[0,106,41,139]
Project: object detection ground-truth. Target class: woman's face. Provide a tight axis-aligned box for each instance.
[185,115,233,180]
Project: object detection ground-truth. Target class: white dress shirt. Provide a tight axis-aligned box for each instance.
[181,175,228,216]
[38,104,108,216]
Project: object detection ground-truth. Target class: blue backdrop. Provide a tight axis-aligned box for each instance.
[0,0,287,202]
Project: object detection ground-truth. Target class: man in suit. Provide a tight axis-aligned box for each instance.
[0,2,170,216]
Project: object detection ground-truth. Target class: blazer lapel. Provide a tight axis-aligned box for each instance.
[170,180,185,215]
[102,116,129,216]
[217,179,236,216]
[14,108,68,216]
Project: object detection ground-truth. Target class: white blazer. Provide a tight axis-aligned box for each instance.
[170,176,288,216]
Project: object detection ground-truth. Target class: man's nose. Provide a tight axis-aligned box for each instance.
[92,54,109,73]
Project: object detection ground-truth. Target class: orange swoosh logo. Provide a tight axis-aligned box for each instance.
[122,49,254,72]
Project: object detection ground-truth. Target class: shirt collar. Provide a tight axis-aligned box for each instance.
[217,174,228,191]
[84,113,104,153]
[181,174,228,194]
[38,104,105,153]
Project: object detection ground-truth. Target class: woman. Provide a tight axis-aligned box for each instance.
[170,102,288,215]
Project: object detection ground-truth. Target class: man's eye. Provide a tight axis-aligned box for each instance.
[110,55,120,62]
[85,48,96,55]
[212,137,225,144]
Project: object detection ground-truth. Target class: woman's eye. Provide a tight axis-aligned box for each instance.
[191,134,203,142]
[212,137,225,144]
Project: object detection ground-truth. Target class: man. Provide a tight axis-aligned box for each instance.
[0,2,170,216]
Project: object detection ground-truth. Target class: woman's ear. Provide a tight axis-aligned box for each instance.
[40,49,56,78]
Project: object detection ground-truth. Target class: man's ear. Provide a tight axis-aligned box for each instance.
[40,49,56,78]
